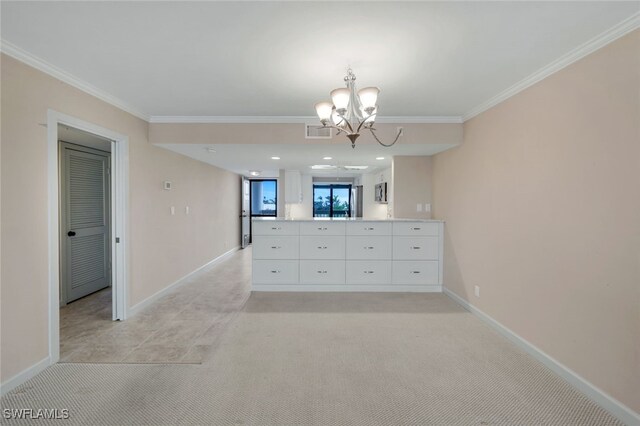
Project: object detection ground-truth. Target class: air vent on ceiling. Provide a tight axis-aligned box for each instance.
[305,124,332,139]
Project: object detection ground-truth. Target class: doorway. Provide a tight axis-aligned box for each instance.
[248,179,277,243]
[47,110,129,365]
[59,140,111,305]
[313,184,352,217]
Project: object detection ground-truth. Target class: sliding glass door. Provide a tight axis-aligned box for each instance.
[313,184,352,218]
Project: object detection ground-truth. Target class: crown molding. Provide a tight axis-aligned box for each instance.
[148,115,463,124]
[0,39,150,122]
[462,12,640,122]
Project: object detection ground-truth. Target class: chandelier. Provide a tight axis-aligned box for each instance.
[314,68,403,149]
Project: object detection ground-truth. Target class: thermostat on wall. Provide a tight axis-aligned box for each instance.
[163,181,172,190]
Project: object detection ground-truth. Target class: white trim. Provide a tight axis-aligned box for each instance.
[444,288,640,426]
[128,247,240,317]
[0,357,50,396]
[148,115,463,124]
[462,12,640,121]
[253,285,442,292]
[0,39,149,122]
[47,110,130,365]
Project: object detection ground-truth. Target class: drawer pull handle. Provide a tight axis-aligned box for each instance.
[317,246,328,249]
[364,246,374,250]
[411,271,421,274]
[364,227,374,230]
[271,246,281,249]
[271,227,281,230]
[317,227,327,231]
[411,227,421,230]
[411,246,421,250]
[364,270,375,274]
[317,270,328,274]
[270,270,281,274]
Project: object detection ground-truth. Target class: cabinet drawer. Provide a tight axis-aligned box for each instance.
[393,237,439,260]
[300,236,345,260]
[346,261,392,285]
[346,236,392,260]
[300,260,345,284]
[346,222,392,236]
[392,261,439,285]
[252,221,299,236]
[253,260,298,284]
[300,222,346,236]
[393,222,440,236]
[253,236,299,259]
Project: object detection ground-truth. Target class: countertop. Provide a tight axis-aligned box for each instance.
[251,217,444,222]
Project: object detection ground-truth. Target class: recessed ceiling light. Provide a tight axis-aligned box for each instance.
[311,165,337,170]
[323,156,333,160]
[343,165,369,170]
[271,156,280,160]
[249,171,261,176]
[376,157,385,160]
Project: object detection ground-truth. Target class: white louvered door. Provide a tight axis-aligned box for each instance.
[60,143,111,303]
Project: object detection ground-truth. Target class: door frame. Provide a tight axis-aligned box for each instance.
[47,110,129,364]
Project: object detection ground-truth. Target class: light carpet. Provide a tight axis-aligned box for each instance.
[1,291,621,425]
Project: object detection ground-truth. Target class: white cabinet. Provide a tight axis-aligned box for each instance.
[300,236,345,260]
[346,222,392,236]
[253,260,299,284]
[300,260,345,284]
[300,221,345,236]
[392,261,439,285]
[392,237,439,260]
[253,221,299,236]
[252,219,443,292]
[346,261,392,285]
[393,222,439,236]
[346,236,392,260]
[253,236,299,259]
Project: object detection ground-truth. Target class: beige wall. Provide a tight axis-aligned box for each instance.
[149,122,463,147]
[432,31,640,412]
[392,156,432,219]
[0,54,240,382]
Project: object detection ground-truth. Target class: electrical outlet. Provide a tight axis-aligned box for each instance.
[185,206,190,215]
[425,203,431,213]
[170,206,175,215]
[474,285,480,298]
[416,203,422,212]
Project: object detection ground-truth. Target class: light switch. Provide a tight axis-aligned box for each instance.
[170,206,175,215]
[185,206,190,215]
[416,203,422,212]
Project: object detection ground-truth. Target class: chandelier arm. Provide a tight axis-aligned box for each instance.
[356,112,377,134]
[368,127,403,147]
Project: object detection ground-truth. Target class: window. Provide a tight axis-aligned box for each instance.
[313,184,352,217]
[250,180,277,216]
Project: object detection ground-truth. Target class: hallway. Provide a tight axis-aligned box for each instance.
[59,249,251,364]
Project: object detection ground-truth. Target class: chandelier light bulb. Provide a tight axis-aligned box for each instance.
[330,88,350,111]
[315,102,333,121]
[358,87,380,110]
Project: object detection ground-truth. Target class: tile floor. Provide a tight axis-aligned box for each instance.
[59,248,251,364]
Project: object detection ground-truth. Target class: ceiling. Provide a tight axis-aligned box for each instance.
[159,142,456,177]
[2,1,638,120]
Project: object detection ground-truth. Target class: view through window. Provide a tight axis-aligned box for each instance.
[313,184,352,217]
[250,180,277,216]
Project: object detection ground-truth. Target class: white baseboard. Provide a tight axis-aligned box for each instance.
[252,285,442,292]
[443,288,640,426]
[0,357,51,396]
[128,246,240,317]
